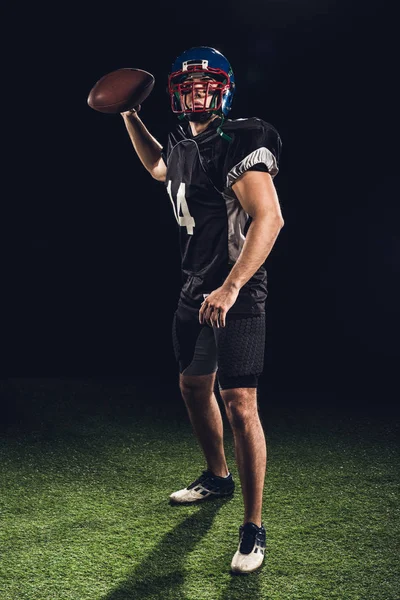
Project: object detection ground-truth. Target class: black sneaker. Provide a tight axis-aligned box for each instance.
[169,469,235,504]
[231,522,266,573]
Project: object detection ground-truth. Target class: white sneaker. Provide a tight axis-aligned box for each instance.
[169,469,235,504]
[231,522,266,574]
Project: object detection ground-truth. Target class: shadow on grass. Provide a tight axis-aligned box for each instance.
[220,567,264,600]
[101,498,230,600]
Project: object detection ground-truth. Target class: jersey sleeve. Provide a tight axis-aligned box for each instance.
[223,119,282,190]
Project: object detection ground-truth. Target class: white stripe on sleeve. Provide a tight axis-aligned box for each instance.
[226,147,278,188]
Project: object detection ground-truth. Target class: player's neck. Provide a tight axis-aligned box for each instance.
[189,114,219,137]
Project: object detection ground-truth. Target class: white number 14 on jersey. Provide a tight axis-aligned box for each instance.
[166,181,195,235]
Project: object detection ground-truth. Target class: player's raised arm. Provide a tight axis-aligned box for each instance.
[121,108,167,182]
[87,67,166,181]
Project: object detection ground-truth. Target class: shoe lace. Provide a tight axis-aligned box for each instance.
[239,524,261,554]
[187,470,214,490]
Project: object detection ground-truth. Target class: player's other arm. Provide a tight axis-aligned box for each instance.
[121,109,167,182]
[224,170,284,290]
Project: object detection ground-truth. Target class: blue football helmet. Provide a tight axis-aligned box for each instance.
[168,46,235,118]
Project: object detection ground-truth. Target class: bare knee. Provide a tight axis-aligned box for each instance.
[221,388,258,430]
[179,372,216,401]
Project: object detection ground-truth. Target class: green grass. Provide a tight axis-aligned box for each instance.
[0,380,399,599]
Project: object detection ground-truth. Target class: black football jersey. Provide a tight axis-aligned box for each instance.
[161,116,281,315]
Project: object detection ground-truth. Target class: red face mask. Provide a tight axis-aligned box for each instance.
[168,66,229,114]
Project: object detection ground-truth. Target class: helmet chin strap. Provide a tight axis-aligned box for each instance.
[216,114,232,143]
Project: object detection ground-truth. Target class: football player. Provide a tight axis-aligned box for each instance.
[121,46,284,574]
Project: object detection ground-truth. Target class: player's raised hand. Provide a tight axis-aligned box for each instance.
[120,105,141,117]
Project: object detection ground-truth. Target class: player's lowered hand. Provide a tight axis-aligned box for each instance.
[199,284,240,328]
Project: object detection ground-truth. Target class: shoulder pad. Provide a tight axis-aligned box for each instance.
[223,117,277,133]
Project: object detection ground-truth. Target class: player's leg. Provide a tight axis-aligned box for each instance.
[219,385,266,527]
[179,371,229,478]
[170,307,234,503]
[214,312,267,572]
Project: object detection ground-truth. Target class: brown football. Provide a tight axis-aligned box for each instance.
[87,68,155,114]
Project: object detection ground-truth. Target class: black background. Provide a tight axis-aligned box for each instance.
[2,0,399,416]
